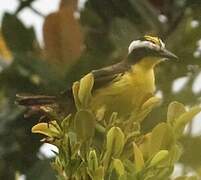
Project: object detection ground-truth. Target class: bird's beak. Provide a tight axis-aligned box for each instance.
[160,48,178,60]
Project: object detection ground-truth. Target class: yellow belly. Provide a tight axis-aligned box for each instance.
[91,65,156,120]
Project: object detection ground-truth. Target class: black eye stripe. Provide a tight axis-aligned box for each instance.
[149,40,157,45]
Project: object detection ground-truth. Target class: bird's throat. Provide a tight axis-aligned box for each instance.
[133,57,162,71]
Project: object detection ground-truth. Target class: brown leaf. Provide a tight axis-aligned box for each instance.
[43,0,83,68]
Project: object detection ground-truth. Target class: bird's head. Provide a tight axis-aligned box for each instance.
[127,35,178,68]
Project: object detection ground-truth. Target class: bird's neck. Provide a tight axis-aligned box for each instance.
[131,57,162,72]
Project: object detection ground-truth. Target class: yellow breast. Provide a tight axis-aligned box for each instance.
[91,57,159,119]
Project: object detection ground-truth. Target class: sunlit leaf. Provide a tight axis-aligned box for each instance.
[31,121,61,138]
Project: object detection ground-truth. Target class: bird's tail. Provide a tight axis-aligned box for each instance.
[16,94,57,106]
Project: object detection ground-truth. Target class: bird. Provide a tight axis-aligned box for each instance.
[16,35,178,121]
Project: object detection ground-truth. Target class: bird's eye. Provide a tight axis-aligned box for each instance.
[149,40,158,46]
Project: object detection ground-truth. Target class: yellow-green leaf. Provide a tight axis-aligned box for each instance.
[149,123,174,157]
[88,150,98,172]
[168,144,183,165]
[149,150,169,167]
[78,73,94,108]
[141,96,161,110]
[112,158,125,176]
[72,81,81,110]
[31,121,61,138]
[106,127,125,157]
[133,142,144,172]
[167,101,186,126]
[139,133,151,160]
[135,96,161,122]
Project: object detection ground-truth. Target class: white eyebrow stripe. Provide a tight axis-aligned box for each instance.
[128,40,164,54]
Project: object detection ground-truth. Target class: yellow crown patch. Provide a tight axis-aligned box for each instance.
[144,35,163,47]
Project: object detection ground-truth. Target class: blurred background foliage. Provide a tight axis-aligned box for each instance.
[0,0,201,179]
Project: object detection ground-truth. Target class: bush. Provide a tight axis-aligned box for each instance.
[31,73,201,180]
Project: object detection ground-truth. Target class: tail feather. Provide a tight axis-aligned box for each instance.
[16,94,57,106]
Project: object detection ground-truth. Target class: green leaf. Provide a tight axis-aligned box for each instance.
[96,106,106,121]
[135,96,161,122]
[133,142,144,172]
[149,150,169,167]
[139,133,151,160]
[72,81,81,110]
[149,123,175,157]
[78,73,94,108]
[112,158,125,176]
[61,114,72,133]
[168,144,183,166]
[167,101,186,126]
[155,167,174,180]
[106,127,125,157]
[88,150,98,172]
[103,127,125,169]
[141,96,161,110]
[74,110,95,141]
[2,13,36,52]
[174,106,201,139]
[109,112,118,124]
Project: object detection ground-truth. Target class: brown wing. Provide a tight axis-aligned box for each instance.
[16,61,130,110]
[92,61,130,90]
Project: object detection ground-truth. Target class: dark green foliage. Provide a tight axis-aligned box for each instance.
[0,0,201,179]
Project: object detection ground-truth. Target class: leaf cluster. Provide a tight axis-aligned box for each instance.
[32,74,201,180]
